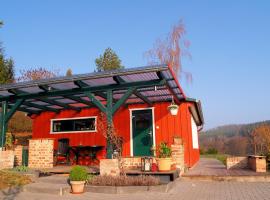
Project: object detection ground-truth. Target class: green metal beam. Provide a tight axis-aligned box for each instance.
[157,71,180,104]
[0,101,7,148]
[74,80,89,88]
[112,87,136,114]
[23,101,59,113]
[74,81,116,103]
[84,92,106,113]
[113,75,125,84]
[36,98,81,112]
[39,85,93,107]
[5,99,25,122]
[133,90,153,106]
[0,79,166,102]
[106,89,113,159]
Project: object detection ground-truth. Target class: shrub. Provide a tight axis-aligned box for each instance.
[158,142,172,158]
[88,175,160,186]
[206,148,218,154]
[13,166,29,172]
[69,166,88,181]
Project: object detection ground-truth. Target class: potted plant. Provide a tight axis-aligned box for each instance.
[69,166,88,194]
[157,142,172,171]
[168,99,179,116]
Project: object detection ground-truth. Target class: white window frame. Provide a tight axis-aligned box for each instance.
[129,107,155,157]
[50,116,97,134]
[191,115,199,149]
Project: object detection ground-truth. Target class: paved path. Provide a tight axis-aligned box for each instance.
[1,180,270,200]
[184,158,269,176]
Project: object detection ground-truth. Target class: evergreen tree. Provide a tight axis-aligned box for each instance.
[66,68,72,76]
[0,21,15,84]
[95,48,124,71]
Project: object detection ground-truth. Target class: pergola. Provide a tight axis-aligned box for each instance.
[0,65,186,157]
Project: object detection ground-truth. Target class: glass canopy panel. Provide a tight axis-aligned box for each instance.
[83,77,115,86]
[120,72,159,83]
[48,105,63,109]
[49,82,78,90]
[20,87,43,93]
[0,91,12,96]
[69,103,88,107]
[55,99,76,104]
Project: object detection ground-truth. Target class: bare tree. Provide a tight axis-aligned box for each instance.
[145,19,191,80]
[252,124,270,155]
[97,113,125,174]
[17,67,59,82]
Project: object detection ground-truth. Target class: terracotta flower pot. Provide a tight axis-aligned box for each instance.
[70,181,85,194]
[157,158,172,171]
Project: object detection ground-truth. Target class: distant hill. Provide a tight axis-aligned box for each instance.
[199,120,270,156]
[201,120,270,138]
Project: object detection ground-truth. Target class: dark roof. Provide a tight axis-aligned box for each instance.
[0,65,187,115]
[185,98,204,126]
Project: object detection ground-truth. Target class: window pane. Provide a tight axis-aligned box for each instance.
[52,117,96,133]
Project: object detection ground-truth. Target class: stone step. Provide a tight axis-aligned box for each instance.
[37,175,69,184]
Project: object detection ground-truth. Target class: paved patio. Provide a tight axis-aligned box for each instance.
[183,158,269,176]
[1,180,270,200]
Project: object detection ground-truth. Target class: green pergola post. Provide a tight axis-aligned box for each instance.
[106,89,113,159]
[0,101,7,148]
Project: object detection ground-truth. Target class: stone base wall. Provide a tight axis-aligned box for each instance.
[171,137,185,175]
[226,157,248,169]
[0,150,14,169]
[100,159,120,176]
[14,145,23,166]
[226,155,267,173]
[248,156,266,173]
[28,139,54,169]
[122,157,144,170]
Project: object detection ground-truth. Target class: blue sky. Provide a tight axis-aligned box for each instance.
[1,1,269,129]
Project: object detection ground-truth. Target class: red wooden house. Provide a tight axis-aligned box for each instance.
[0,65,203,168]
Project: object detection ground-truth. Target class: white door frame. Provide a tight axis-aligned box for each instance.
[129,107,155,157]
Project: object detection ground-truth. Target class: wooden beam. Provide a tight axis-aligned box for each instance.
[36,98,81,112]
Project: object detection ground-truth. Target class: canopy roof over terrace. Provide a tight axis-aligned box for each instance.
[0,65,186,115]
[0,64,190,150]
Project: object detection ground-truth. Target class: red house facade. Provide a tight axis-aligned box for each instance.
[0,65,203,168]
[32,100,203,167]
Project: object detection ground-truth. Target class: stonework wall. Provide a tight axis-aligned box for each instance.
[248,156,266,173]
[122,157,142,170]
[14,145,23,166]
[0,150,14,169]
[100,159,120,176]
[28,139,54,169]
[226,157,248,169]
[171,137,185,175]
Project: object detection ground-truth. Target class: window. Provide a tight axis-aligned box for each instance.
[51,117,97,133]
[191,116,199,149]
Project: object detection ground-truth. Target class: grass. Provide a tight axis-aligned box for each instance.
[0,170,32,190]
[200,154,228,165]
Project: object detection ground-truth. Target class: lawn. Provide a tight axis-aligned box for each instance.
[200,154,228,165]
[0,170,31,190]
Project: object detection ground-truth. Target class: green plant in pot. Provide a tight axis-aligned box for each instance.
[69,166,88,194]
[157,142,172,171]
